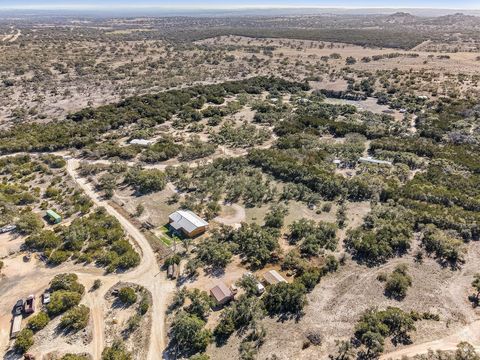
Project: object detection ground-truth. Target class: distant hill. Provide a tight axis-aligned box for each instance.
[384,12,418,24]
[431,12,480,25]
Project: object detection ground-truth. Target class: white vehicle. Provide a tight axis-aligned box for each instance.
[42,292,50,304]
[244,272,265,295]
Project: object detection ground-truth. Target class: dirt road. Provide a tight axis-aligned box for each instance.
[381,320,480,359]
[66,159,175,359]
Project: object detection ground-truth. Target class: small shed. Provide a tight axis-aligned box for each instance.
[263,270,287,286]
[46,210,62,224]
[168,210,208,238]
[210,282,234,306]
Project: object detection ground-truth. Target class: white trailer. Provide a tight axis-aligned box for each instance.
[10,315,22,339]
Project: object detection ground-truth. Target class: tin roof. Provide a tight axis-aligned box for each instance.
[46,210,61,220]
[210,282,232,303]
[358,157,392,166]
[129,139,154,146]
[169,210,208,233]
[263,270,287,285]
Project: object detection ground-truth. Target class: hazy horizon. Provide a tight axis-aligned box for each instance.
[1,0,479,11]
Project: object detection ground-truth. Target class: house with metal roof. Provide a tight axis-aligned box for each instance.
[209,282,234,306]
[168,210,208,238]
[263,270,287,286]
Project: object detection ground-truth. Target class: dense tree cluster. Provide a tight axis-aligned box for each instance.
[288,219,338,257]
[125,168,167,195]
[354,307,417,357]
[0,77,307,154]
[25,208,140,272]
[345,204,413,265]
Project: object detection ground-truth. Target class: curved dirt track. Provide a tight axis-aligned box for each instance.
[66,159,175,359]
[381,320,480,359]
[213,203,246,227]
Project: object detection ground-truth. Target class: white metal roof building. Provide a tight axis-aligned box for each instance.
[358,157,392,166]
[168,210,208,237]
[263,270,287,286]
[129,139,154,146]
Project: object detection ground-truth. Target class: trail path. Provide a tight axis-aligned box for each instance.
[381,321,480,359]
[65,159,175,359]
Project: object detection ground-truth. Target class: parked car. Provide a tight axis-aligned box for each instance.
[24,295,35,314]
[42,292,50,305]
[13,299,23,316]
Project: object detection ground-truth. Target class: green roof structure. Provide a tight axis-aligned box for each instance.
[46,210,62,224]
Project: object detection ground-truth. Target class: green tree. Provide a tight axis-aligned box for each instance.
[46,290,82,316]
[170,311,212,355]
[50,273,85,295]
[118,287,137,306]
[14,329,34,354]
[263,282,307,315]
[102,340,132,360]
[384,264,412,300]
[186,289,213,321]
[60,305,90,332]
[27,311,50,332]
[196,238,233,270]
[15,212,43,235]
[124,168,166,195]
[264,204,288,229]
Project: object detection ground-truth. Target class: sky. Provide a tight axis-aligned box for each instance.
[0,0,479,10]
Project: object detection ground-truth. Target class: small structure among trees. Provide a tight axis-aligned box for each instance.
[209,282,234,306]
[45,210,62,224]
[263,270,287,286]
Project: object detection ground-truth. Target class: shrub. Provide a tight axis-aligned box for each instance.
[138,295,150,315]
[46,290,82,316]
[15,212,43,235]
[27,311,50,332]
[126,314,141,332]
[170,311,212,355]
[263,282,307,315]
[92,279,102,291]
[190,354,210,360]
[50,273,85,295]
[48,250,71,265]
[384,264,412,300]
[61,355,89,360]
[102,340,132,360]
[60,305,90,332]
[14,329,34,353]
[118,287,137,306]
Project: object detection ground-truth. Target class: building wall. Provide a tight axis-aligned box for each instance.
[185,225,207,238]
